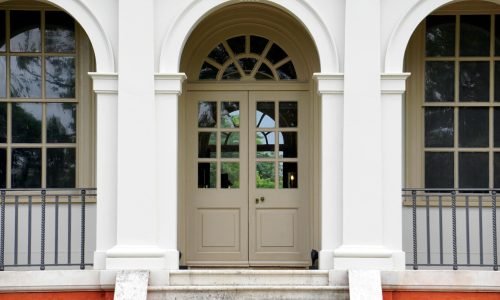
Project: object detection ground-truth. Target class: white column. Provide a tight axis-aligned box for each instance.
[89,73,118,270]
[155,73,186,270]
[381,73,410,270]
[106,0,164,269]
[313,73,344,270]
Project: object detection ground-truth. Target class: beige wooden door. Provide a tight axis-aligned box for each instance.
[185,90,309,266]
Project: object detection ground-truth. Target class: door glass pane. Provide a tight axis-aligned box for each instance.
[227,36,245,55]
[198,101,217,128]
[459,108,488,147]
[255,64,274,80]
[460,15,490,57]
[45,11,75,53]
[11,148,41,188]
[47,103,76,143]
[495,153,500,188]
[459,152,488,188]
[279,162,297,189]
[221,162,239,189]
[279,102,297,127]
[256,131,275,158]
[208,44,229,65]
[221,132,239,158]
[496,62,500,102]
[222,63,241,80]
[10,11,41,52]
[276,61,297,80]
[46,56,75,98]
[198,162,216,188]
[198,132,216,158]
[239,58,257,75]
[199,62,218,80]
[266,44,287,64]
[279,132,297,158]
[0,11,4,52]
[496,15,500,56]
[426,15,455,57]
[425,152,453,188]
[425,107,454,147]
[0,103,5,143]
[47,148,75,188]
[495,109,500,147]
[459,62,489,102]
[0,148,5,188]
[10,56,41,98]
[256,162,274,188]
[425,61,454,102]
[0,56,5,97]
[12,103,42,143]
[256,102,275,128]
[250,36,268,55]
[221,102,240,128]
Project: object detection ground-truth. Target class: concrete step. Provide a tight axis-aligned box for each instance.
[168,270,330,286]
[148,285,349,300]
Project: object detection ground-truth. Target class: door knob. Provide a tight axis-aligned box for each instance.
[260,196,265,202]
[255,198,260,204]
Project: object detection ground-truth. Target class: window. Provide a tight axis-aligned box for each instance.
[411,14,500,189]
[0,9,82,189]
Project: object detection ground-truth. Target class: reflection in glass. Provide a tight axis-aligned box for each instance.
[250,36,268,55]
[459,152,488,188]
[279,132,297,158]
[495,62,500,102]
[227,36,245,55]
[47,103,76,143]
[221,102,240,128]
[11,148,41,188]
[0,148,5,188]
[425,61,454,102]
[47,148,75,188]
[459,108,488,147]
[222,63,241,80]
[279,162,297,189]
[45,11,75,53]
[256,162,274,188]
[425,107,454,147]
[0,11,4,51]
[256,102,275,128]
[199,62,218,80]
[221,162,239,189]
[266,44,287,64]
[46,56,75,98]
[10,56,41,98]
[198,132,216,158]
[279,102,297,127]
[426,15,455,57]
[495,109,500,147]
[208,44,229,65]
[256,131,275,158]
[239,58,257,74]
[460,15,490,57]
[256,64,274,80]
[495,153,500,188]
[198,101,216,128]
[0,56,5,97]
[460,62,489,102]
[0,103,5,143]
[221,132,239,158]
[198,162,216,188]
[425,152,453,188]
[12,103,42,143]
[10,11,41,52]
[277,61,297,80]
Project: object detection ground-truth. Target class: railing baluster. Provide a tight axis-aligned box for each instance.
[14,196,18,266]
[439,195,443,265]
[412,190,418,270]
[426,195,430,265]
[452,190,457,270]
[466,195,470,266]
[55,195,59,265]
[0,190,5,271]
[492,191,498,271]
[80,189,86,270]
[28,196,32,265]
[480,195,484,266]
[40,190,46,270]
[68,195,71,264]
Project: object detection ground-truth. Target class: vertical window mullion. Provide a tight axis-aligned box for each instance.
[6,103,11,188]
[454,15,460,189]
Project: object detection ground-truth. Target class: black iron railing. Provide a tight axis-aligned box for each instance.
[403,188,498,270]
[0,188,96,271]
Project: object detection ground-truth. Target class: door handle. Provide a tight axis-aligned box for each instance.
[260,196,265,202]
[255,198,260,204]
[255,197,265,204]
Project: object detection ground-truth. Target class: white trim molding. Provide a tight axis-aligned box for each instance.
[89,72,118,94]
[313,73,344,94]
[381,73,411,94]
[155,73,187,95]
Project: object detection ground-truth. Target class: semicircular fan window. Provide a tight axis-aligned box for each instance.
[199,35,297,81]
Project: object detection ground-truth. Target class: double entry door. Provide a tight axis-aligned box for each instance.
[185,90,310,266]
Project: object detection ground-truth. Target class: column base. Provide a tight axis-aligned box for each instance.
[105,246,179,270]
[93,250,108,270]
[319,249,335,270]
[333,245,405,271]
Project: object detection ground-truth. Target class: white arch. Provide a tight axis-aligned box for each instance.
[385,0,500,73]
[2,0,115,72]
[159,0,339,73]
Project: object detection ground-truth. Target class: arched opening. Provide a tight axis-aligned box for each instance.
[177,3,321,267]
[403,1,500,269]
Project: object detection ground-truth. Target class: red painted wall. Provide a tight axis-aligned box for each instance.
[0,291,114,300]
[384,291,500,300]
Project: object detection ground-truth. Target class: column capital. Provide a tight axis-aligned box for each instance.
[155,73,187,95]
[313,73,344,95]
[88,72,118,94]
[381,73,410,95]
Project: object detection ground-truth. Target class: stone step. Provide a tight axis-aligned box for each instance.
[148,285,349,300]
[168,270,330,286]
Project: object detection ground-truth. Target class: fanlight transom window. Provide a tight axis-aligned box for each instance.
[199,35,297,81]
